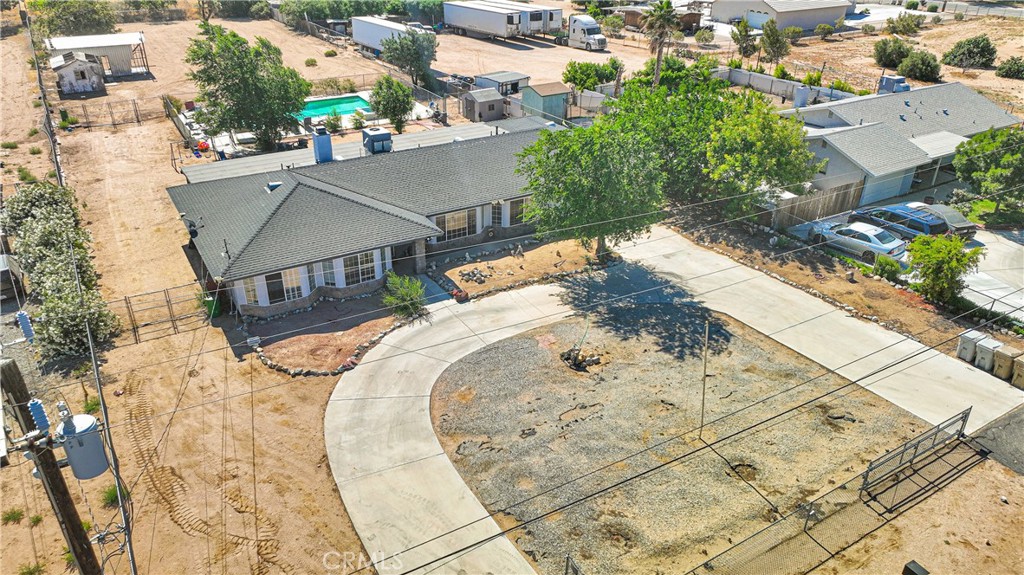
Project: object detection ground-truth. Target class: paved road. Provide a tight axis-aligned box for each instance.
[963,229,1024,322]
[324,226,1022,575]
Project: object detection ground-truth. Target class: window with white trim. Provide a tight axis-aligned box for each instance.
[282,268,302,301]
[343,251,376,286]
[435,209,477,242]
[322,260,337,287]
[491,203,503,227]
[242,278,258,305]
[306,264,319,289]
[509,198,529,226]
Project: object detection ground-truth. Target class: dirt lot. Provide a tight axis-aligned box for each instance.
[432,305,933,575]
[811,459,1024,575]
[440,239,596,294]
[0,18,56,190]
[781,17,1024,107]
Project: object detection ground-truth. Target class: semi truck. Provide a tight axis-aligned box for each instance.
[443,1,522,38]
[351,16,434,54]
[478,0,563,35]
[555,15,607,51]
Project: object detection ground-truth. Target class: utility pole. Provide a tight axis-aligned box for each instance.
[699,320,710,441]
[1,359,102,575]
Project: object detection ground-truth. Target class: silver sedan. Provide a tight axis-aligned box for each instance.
[810,221,907,263]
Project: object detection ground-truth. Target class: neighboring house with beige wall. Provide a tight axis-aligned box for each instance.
[711,0,850,29]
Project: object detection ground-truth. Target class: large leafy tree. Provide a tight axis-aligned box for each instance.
[370,75,415,133]
[381,32,438,87]
[953,128,1024,213]
[759,19,790,70]
[186,22,311,151]
[730,18,758,58]
[28,0,117,36]
[640,0,680,88]
[941,34,997,72]
[706,91,824,214]
[516,118,665,260]
[906,235,983,304]
[562,58,623,91]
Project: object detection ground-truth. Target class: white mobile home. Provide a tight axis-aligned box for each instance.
[45,32,149,77]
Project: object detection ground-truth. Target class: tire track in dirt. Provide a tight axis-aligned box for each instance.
[124,375,298,574]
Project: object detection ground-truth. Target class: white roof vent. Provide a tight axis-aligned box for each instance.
[266,181,283,192]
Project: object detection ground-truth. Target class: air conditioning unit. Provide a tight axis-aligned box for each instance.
[955,330,985,362]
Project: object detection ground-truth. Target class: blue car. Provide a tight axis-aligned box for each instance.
[847,204,949,240]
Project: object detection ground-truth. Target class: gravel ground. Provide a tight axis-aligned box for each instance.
[432,267,929,574]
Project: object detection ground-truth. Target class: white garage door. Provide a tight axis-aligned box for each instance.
[745,10,771,28]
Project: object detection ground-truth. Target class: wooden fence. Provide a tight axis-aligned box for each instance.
[772,182,863,229]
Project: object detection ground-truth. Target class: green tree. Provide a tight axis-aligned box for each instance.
[996,56,1024,79]
[873,37,911,68]
[630,53,693,92]
[186,22,311,151]
[28,0,116,36]
[906,235,983,304]
[586,2,602,19]
[562,58,622,91]
[897,49,941,81]
[705,91,823,215]
[782,25,803,45]
[885,12,924,35]
[694,28,715,45]
[760,19,790,69]
[815,23,834,40]
[640,0,681,88]
[941,34,997,72]
[953,128,1024,213]
[731,18,758,57]
[382,272,426,317]
[370,75,414,133]
[516,116,665,260]
[196,0,221,21]
[602,14,624,37]
[381,32,438,86]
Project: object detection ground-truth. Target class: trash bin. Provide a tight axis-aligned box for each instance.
[956,330,985,362]
[202,294,221,318]
[974,338,1002,372]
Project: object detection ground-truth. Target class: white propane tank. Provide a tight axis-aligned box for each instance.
[57,414,109,480]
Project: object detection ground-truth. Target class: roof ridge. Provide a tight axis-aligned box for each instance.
[292,173,440,231]
[220,176,299,279]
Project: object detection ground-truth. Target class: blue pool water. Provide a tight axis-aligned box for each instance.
[297,95,372,120]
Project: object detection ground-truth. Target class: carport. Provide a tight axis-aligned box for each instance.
[45,32,149,77]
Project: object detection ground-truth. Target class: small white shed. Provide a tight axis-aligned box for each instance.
[49,51,105,94]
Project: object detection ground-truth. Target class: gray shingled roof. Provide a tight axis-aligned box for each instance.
[298,130,542,216]
[464,88,504,103]
[167,172,439,281]
[820,123,930,177]
[764,0,851,11]
[813,83,1020,139]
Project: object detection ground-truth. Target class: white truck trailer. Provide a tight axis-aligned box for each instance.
[478,0,562,34]
[443,1,522,38]
[351,16,433,55]
[554,14,607,51]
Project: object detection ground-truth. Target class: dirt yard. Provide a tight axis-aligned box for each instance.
[811,459,1024,575]
[780,17,1024,107]
[0,17,56,190]
[432,307,935,575]
[439,239,596,295]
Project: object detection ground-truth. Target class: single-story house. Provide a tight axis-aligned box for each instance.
[474,71,530,95]
[608,5,703,32]
[711,0,850,29]
[462,88,505,122]
[167,127,559,317]
[786,82,1021,206]
[521,81,570,123]
[45,32,149,76]
[49,51,104,94]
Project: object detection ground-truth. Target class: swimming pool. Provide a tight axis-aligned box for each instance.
[297,95,372,120]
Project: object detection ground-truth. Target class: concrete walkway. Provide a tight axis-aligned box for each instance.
[963,230,1024,322]
[324,286,570,575]
[324,226,1022,575]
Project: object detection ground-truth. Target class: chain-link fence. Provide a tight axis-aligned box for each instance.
[106,283,207,345]
[61,95,179,129]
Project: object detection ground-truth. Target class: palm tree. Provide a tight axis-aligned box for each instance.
[641,0,680,88]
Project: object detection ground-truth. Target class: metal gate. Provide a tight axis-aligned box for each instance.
[107,283,208,345]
